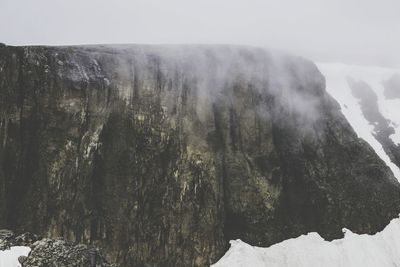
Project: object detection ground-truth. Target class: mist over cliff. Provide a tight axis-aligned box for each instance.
[1,44,400,266]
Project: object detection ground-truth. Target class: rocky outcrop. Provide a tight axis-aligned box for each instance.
[21,238,114,267]
[0,229,38,250]
[0,229,114,266]
[0,44,400,266]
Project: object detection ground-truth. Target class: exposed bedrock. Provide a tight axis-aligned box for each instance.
[0,44,399,266]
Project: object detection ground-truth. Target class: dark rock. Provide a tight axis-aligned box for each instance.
[0,229,115,267]
[0,229,39,250]
[18,255,28,264]
[21,238,114,267]
[13,232,39,247]
[0,45,399,266]
[0,229,15,250]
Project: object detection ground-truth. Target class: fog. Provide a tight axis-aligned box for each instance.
[0,0,399,67]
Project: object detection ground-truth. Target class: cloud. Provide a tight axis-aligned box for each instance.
[0,0,399,66]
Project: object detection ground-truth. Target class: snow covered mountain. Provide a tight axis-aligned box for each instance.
[212,62,400,267]
[1,45,400,266]
[318,63,400,179]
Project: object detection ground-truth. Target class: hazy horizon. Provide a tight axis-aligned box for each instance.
[1,0,399,67]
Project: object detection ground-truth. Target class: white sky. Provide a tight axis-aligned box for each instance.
[0,0,399,67]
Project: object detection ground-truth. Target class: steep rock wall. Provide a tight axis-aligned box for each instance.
[0,44,399,266]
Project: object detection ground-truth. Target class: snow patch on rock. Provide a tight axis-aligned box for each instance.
[0,246,30,267]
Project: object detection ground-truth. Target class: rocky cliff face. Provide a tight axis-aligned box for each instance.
[0,44,399,266]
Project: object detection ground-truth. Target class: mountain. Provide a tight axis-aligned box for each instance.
[318,63,400,178]
[213,62,400,267]
[0,44,399,266]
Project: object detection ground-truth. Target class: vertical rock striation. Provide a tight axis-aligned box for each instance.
[0,44,399,266]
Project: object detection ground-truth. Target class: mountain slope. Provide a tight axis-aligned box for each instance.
[318,63,400,178]
[0,45,399,266]
[213,62,400,267]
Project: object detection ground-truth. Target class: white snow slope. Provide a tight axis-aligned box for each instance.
[212,216,400,267]
[0,246,30,267]
[318,63,400,180]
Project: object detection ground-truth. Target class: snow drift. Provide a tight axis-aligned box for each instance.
[0,246,30,267]
[212,216,400,267]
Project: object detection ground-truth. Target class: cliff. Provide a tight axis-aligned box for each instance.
[0,44,399,266]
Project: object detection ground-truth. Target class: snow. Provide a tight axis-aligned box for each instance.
[212,216,400,267]
[0,246,30,267]
[317,63,400,180]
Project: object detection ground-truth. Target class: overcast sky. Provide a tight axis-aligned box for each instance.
[1,0,399,67]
